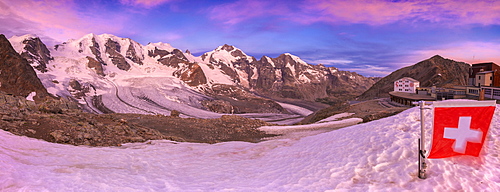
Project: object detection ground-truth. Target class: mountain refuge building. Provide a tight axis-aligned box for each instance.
[468,62,500,87]
[394,77,419,93]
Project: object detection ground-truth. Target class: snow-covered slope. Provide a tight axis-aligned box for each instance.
[6,33,378,123]
[1,105,499,191]
[7,34,311,123]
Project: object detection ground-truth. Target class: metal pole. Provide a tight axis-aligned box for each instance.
[418,101,427,179]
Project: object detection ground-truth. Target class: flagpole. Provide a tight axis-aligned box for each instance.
[414,100,427,179]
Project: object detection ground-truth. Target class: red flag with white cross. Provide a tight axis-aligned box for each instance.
[427,100,496,159]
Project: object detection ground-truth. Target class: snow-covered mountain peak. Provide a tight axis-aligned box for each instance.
[8,34,53,73]
[281,53,309,66]
[8,34,40,53]
[202,44,254,64]
[9,34,39,41]
[145,42,175,52]
[63,33,139,50]
[3,33,378,113]
[216,44,237,52]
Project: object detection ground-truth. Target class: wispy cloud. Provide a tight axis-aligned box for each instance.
[307,59,353,65]
[206,0,500,34]
[119,0,176,8]
[299,0,500,26]
[0,0,129,44]
[415,41,500,64]
[341,65,394,77]
[207,0,290,25]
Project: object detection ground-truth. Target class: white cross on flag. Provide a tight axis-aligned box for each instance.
[427,100,496,159]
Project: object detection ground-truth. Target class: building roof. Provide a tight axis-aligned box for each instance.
[396,77,419,82]
[472,62,497,65]
[477,71,494,74]
[471,62,500,69]
[389,91,435,101]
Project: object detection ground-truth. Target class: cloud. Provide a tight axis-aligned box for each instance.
[119,0,176,8]
[299,0,500,26]
[307,59,354,65]
[415,41,500,65]
[208,0,290,25]
[0,0,129,44]
[205,0,500,37]
[341,65,394,77]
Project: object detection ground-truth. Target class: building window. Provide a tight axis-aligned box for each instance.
[479,76,481,80]
[490,76,493,80]
[399,89,402,91]
[494,89,500,97]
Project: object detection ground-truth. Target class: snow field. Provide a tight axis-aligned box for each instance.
[317,112,355,123]
[276,102,313,116]
[259,118,363,134]
[6,35,500,190]
[1,105,499,191]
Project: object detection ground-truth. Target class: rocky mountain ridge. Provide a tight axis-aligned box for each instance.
[358,55,470,100]
[0,34,51,102]
[200,44,377,101]
[7,33,377,116]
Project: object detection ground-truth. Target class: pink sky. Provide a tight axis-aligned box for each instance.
[1,0,499,76]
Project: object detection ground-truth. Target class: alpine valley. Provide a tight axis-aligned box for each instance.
[6,33,377,124]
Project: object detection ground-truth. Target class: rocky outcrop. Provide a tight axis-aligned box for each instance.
[68,79,91,99]
[126,42,143,65]
[0,34,51,102]
[86,56,105,76]
[105,39,131,71]
[201,45,377,102]
[0,91,274,145]
[150,47,190,68]
[358,55,470,100]
[0,91,167,146]
[18,36,53,72]
[89,37,106,65]
[174,62,207,86]
[203,84,287,114]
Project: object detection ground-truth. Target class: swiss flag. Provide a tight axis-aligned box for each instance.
[427,100,496,159]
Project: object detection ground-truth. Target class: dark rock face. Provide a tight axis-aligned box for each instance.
[253,54,376,101]
[148,46,208,86]
[218,60,240,81]
[19,37,53,72]
[203,84,287,114]
[151,48,190,68]
[201,99,235,113]
[126,43,143,65]
[0,34,51,102]
[105,39,131,71]
[86,56,105,76]
[201,46,377,102]
[148,47,169,58]
[89,37,106,65]
[174,63,207,86]
[68,79,90,99]
[358,55,471,100]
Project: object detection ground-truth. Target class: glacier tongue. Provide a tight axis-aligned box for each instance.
[6,33,376,124]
